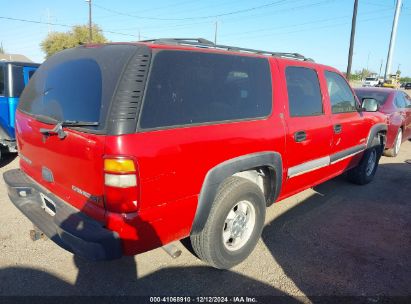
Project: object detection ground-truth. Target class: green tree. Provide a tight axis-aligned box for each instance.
[0,42,5,54]
[41,25,108,58]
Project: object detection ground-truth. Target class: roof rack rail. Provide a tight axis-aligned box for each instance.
[141,38,314,62]
[141,38,214,46]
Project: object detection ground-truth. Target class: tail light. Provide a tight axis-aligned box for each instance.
[103,157,139,213]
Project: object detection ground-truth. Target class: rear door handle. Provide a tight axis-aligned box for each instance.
[334,124,342,134]
[294,131,307,142]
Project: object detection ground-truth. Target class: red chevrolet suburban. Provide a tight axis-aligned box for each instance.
[4,38,387,269]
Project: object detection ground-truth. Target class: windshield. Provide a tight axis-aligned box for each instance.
[365,78,377,81]
[19,44,138,131]
[354,90,390,106]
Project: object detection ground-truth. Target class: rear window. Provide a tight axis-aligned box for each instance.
[22,59,102,122]
[365,77,377,81]
[19,45,139,131]
[139,51,272,129]
[354,90,390,106]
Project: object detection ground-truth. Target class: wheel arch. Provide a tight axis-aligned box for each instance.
[366,123,387,149]
[190,152,283,235]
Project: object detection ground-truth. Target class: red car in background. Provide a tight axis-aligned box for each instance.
[355,87,411,157]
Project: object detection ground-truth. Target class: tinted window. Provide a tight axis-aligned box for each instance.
[325,71,356,113]
[20,59,102,122]
[285,66,323,117]
[140,51,272,129]
[19,44,138,131]
[354,89,390,106]
[10,65,25,98]
[0,66,4,96]
[28,69,36,80]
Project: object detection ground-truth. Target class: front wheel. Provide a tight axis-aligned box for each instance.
[190,177,266,269]
[347,146,381,185]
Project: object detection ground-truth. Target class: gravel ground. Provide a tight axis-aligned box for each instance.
[0,142,410,299]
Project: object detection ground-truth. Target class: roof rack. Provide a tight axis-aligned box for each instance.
[141,38,314,62]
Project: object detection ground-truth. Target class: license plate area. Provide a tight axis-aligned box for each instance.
[39,193,56,216]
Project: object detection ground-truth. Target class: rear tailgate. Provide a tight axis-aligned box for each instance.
[15,44,149,221]
[16,111,106,221]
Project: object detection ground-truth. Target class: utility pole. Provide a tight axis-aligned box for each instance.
[214,21,218,45]
[86,0,93,43]
[138,30,141,41]
[384,0,402,79]
[346,0,359,79]
[379,59,383,78]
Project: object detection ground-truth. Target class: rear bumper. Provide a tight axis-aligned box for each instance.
[3,169,122,261]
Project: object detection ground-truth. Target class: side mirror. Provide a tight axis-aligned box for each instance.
[361,98,379,112]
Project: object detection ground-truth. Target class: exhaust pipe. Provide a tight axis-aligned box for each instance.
[162,242,182,259]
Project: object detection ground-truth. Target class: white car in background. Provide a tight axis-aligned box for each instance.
[362,77,379,87]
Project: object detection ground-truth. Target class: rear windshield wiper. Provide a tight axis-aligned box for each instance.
[40,120,99,140]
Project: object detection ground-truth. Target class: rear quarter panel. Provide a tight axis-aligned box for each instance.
[104,57,287,246]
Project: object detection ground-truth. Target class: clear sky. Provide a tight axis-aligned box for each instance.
[1,0,410,76]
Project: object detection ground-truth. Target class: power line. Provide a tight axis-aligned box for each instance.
[92,0,289,21]
[0,15,140,38]
[97,0,248,21]
[221,14,396,41]
[107,0,335,35]
[221,8,387,38]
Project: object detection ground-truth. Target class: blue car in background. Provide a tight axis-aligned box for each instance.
[0,60,39,159]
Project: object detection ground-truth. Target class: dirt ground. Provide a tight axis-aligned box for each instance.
[0,142,410,299]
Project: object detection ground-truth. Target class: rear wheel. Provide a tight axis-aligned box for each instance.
[347,145,381,185]
[384,128,402,157]
[191,177,266,269]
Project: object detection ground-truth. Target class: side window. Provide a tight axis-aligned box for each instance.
[325,71,357,113]
[285,66,323,117]
[140,51,272,129]
[394,94,406,108]
[0,66,5,96]
[403,93,411,106]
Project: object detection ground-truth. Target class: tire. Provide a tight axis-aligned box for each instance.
[347,145,381,185]
[190,177,266,269]
[383,128,402,157]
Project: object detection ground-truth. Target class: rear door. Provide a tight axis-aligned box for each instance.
[324,70,368,169]
[16,57,107,220]
[280,63,333,195]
